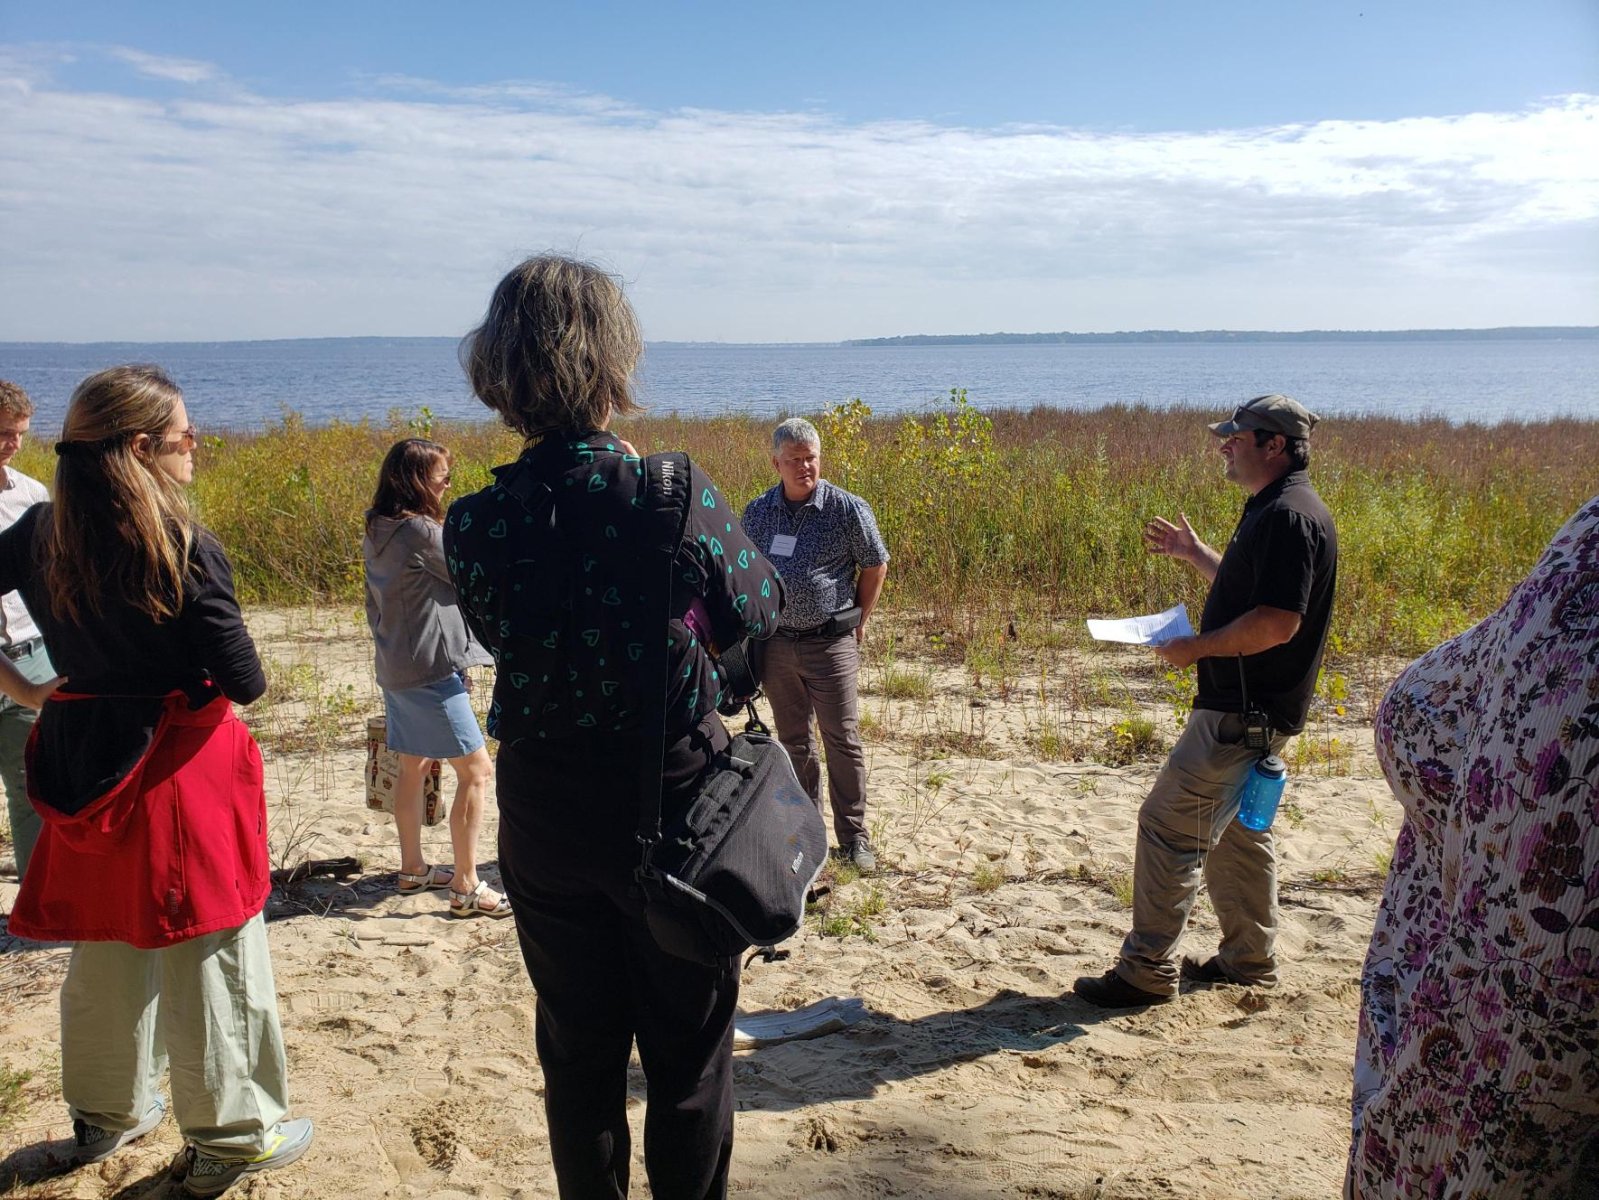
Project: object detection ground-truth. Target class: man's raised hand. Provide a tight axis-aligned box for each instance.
[1143,513,1199,561]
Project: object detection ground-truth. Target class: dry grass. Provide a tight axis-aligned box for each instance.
[11,399,1591,679]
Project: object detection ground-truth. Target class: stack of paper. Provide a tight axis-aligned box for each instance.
[1085,603,1194,646]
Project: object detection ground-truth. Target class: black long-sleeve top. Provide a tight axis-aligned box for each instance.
[0,503,264,814]
[444,434,783,756]
[0,503,265,704]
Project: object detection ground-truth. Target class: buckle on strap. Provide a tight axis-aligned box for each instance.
[2,636,40,661]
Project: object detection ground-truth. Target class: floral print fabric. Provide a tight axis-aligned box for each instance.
[1347,496,1599,1198]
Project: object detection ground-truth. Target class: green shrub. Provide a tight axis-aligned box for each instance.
[16,400,1590,660]
[971,861,1005,893]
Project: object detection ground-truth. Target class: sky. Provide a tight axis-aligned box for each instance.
[1,1,1596,342]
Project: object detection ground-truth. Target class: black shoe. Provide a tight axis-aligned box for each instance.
[1071,968,1173,1009]
[1180,955,1231,984]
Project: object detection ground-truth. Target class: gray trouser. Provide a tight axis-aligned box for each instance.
[0,638,53,878]
[1116,709,1290,996]
[62,913,290,1156]
[761,632,869,845]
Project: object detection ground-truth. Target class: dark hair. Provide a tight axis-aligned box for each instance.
[1253,428,1310,471]
[45,364,195,625]
[460,255,643,438]
[368,439,449,527]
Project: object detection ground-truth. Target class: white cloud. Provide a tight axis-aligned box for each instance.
[361,73,649,119]
[0,45,1594,341]
[107,46,221,85]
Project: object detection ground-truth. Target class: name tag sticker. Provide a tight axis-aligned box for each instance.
[769,534,798,558]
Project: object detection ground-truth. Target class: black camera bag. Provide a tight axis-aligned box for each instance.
[633,453,826,966]
[641,708,825,964]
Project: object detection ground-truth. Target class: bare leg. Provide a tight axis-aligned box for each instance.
[445,746,494,892]
[394,753,436,879]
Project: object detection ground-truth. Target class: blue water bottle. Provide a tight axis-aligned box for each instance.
[1236,755,1288,831]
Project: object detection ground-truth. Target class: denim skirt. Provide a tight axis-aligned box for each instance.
[381,672,485,760]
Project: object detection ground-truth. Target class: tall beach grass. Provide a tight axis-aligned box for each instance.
[15,395,1594,661]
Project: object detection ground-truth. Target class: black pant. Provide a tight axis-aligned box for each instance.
[498,739,738,1200]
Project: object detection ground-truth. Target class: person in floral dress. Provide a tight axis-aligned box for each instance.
[1347,496,1599,1198]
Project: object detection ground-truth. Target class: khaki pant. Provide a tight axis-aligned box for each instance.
[1116,709,1291,996]
[61,913,290,1156]
[761,633,869,845]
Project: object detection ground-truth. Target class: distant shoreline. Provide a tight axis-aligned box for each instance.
[844,326,1599,347]
[3,326,1596,351]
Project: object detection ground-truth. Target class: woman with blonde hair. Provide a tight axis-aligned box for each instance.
[0,364,312,1197]
[362,437,503,916]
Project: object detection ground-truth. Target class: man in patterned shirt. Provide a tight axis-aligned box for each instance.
[741,418,889,873]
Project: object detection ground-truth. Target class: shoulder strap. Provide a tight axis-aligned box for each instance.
[634,452,693,865]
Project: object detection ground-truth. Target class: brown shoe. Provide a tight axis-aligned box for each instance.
[1180,955,1231,984]
[1071,968,1173,1009]
[1181,955,1273,987]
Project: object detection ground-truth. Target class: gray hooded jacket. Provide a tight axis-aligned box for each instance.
[363,515,491,691]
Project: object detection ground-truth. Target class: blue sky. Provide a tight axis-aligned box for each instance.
[1,1,1595,341]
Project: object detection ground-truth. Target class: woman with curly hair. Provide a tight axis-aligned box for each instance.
[448,256,784,1199]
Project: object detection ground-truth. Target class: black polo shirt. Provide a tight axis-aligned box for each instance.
[1195,470,1338,734]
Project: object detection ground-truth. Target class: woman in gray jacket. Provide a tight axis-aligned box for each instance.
[363,438,507,917]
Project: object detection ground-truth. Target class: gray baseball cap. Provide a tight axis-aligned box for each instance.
[1208,394,1319,440]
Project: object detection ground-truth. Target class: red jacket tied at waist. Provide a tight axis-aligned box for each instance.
[10,692,270,949]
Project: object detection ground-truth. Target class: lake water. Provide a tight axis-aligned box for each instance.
[1,337,1594,431]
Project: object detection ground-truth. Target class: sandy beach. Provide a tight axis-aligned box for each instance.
[0,606,1400,1199]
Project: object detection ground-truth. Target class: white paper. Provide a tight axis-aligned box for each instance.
[733,996,865,1049]
[1085,603,1195,646]
[769,533,798,558]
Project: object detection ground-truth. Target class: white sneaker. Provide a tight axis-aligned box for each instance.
[72,1095,167,1164]
[178,1117,314,1197]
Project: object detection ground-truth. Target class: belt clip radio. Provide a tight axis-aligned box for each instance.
[1243,708,1272,752]
[1237,656,1272,752]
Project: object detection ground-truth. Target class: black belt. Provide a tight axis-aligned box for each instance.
[777,622,844,641]
[1,635,41,661]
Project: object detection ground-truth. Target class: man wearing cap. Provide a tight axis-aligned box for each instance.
[1074,394,1338,1008]
[0,380,54,881]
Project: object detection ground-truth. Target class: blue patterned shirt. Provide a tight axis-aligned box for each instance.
[740,479,889,631]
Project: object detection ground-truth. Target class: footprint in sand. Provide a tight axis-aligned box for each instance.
[410,1115,459,1172]
[794,1114,851,1154]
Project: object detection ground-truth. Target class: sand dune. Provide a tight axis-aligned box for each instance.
[0,608,1398,1199]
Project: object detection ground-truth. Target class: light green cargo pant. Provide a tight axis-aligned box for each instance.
[61,913,289,1156]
